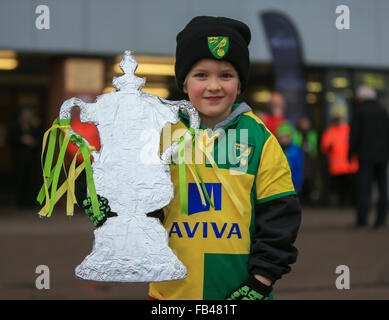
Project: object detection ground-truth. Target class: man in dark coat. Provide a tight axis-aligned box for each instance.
[6,109,42,207]
[349,85,389,229]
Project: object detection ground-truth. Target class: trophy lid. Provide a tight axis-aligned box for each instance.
[112,50,146,92]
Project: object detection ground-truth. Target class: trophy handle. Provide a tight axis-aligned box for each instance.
[59,97,100,160]
[160,100,200,164]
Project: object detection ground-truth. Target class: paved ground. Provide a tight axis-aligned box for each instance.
[0,205,388,300]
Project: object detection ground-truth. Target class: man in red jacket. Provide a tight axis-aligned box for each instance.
[321,112,358,207]
[262,92,286,135]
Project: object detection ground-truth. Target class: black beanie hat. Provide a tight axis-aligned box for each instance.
[175,16,251,92]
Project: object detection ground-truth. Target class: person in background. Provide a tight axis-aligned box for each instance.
[6,108,42,208]
[320,108,358,207]
[277,122,304,194]
[261,92,286,135]
[349,85,389,230]
[292,116,319,205]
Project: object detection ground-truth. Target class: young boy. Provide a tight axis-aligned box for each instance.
[82,16,301,300]
[148,16,301,300]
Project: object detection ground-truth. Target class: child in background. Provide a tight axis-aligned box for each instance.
[293,116,319,204]
[277,122,304,193]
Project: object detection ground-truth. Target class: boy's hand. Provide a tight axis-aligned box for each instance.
[82,195,117,228]
[226,275,272,300]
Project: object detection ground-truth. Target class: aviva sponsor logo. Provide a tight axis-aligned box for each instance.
[169,221,241,239]
[169,182,242,239]
[188,183,221,215]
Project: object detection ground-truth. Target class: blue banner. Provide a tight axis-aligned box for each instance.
[261,11,307,125]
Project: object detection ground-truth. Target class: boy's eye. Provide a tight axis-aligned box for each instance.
[221,73,234,78]
[194,73,207,78]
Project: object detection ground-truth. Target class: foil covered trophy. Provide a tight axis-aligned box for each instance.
[38,51,200,282]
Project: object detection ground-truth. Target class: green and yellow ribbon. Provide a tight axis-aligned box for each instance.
[177,128,214,215]
[196,130,245,216]
[177,127,244,216]
[37,118,100,218]
[178,132,188,214]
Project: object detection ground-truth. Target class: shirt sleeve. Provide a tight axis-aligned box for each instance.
[249,195,301,283]
[250,133,301,283]
[255,134,296,204]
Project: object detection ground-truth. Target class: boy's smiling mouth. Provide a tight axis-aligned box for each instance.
[204,96,223,102]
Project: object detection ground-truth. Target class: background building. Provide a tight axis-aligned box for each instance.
[0,0,388,204]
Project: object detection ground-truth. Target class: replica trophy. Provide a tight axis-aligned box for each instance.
[37,51,200,282]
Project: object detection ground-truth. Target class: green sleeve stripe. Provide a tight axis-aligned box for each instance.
[256,191,297,204]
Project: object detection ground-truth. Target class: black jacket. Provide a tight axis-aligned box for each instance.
[249,195,301,284]
[349,100,389,164]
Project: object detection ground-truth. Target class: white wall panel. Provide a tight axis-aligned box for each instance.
[0,0,387,68]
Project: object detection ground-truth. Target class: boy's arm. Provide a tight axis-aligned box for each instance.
[75,171,117,227]
[75,170,88,205]
[75,171,164,226]
[249,195,301,284]
[249,132,301,285]
[254,274,272,286]
[227,196,300,300]
[227,133,301,300]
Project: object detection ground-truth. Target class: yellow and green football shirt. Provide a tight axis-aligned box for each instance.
[149,104,295,300]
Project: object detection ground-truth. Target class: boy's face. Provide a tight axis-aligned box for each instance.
[183,59,240,127]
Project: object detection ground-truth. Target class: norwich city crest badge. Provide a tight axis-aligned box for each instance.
[208,36,229,59]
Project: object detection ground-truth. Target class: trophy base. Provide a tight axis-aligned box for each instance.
[74,214,187,282]
[75,259,187,282]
